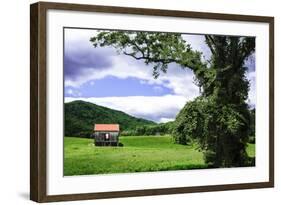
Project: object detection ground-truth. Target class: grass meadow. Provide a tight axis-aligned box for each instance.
[64,135,255,176]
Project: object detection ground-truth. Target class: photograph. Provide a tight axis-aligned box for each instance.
[63,28,256,176]
[29,2,274,201]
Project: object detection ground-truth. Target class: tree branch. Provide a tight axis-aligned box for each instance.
[205,35,216,55]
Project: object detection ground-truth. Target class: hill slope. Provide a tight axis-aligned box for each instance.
[65,100,156,137]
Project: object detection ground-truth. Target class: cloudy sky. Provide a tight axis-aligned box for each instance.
[64,28,256,123]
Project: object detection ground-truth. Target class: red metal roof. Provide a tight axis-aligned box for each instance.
[94,124,120,131]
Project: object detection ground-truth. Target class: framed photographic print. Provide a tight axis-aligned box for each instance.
[30,1,274,202]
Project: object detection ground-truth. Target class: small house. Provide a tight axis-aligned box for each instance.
[93,124,120,146]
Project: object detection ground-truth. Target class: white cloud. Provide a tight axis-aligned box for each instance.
[182,34,211,62]
[247,71,256,107]
[153,86,163,93]
[65,95,189,123]
[159,118,175,123]
[65,88,81,97]
[66,89,73,95]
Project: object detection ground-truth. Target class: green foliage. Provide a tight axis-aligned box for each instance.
[248,136,255,144]
[172,97,207,145]
[249,108,256,143]
[121,121,174,136]
[65,100,155,137]
[173,96,252,167]
[90,31,256,168]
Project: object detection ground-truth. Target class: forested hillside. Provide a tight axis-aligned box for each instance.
[64,100,155,137]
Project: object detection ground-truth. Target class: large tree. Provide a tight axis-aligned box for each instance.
[90,31,255,167]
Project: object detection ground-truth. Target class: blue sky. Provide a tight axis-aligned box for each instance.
[64,28,256,123]
[65,76,173,97]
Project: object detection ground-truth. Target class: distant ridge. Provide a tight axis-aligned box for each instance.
[64,100,156,137]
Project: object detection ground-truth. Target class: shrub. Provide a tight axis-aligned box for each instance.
[172,97,207,145]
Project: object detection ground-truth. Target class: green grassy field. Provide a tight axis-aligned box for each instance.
[247,143,255,158]
[64,135,255,176]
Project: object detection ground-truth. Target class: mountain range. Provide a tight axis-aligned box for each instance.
[64,100,156,137]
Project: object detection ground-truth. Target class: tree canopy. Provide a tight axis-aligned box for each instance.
[90,32,206,78]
